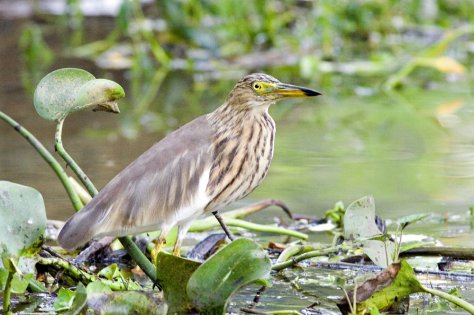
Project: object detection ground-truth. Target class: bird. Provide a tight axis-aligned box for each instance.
[58,73,321,262]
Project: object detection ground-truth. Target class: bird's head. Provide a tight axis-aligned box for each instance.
[226,73,321,110]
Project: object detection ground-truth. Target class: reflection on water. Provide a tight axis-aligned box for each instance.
[1,17,474,248]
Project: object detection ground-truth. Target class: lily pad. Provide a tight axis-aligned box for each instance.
[0,181,46,258]
[33,68,124,121]
[187,238,272,314]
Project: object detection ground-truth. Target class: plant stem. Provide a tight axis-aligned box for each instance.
[118,236,157,283]
[272,246,342,271]
[55,118,98,196]
[2,269,14,315]
[0,111,83,211]
[36,256,142,290]
[189,218,308,240]
[402,246,474,260]
[421,285,474,314]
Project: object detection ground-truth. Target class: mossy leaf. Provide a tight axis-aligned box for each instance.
[0,181,46,258]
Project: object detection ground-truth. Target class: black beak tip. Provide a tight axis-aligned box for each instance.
[303,88,322,96]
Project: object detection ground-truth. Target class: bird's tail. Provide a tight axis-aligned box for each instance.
[58,210,95,250]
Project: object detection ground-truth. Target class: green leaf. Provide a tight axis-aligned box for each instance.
[0,268,29,293]
[187,238,272,314]
[73,79,123,113]
[68,282,88,315]
[155,251,201,313]
[0,181,46,258]
[33,68,124,121]
[53,287,76,312]
[362,240,395,268]
[396,213,430,229]
[337,260,424,314]
[86,281,113,295]
[344,196,395,268]
[344,196,381,239]
[97,263,123,280]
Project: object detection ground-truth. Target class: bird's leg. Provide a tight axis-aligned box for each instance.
[151,226,171,266]
[151,236,166,266]
[212,210,235,241]
[172,222,192,257]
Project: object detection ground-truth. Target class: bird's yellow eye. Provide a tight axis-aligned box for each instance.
[253,83,262,90]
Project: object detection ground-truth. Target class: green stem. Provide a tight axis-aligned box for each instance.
[0,111,83,211]
[118,236,157,283]
[276,245,315,263]
[55,118,98,196]
[2,269,14,315]
[190,218,308,240]
[272,246,342,271]
[36,257,141,291]
[421,285,474,314]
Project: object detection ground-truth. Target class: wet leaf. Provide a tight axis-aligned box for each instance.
[53,287,76,312]
[187,238,272,314]
[337,260,423,314]
[33,68,124,121]
[0,181,46,258]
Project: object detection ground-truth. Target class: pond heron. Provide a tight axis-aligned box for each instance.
[58,73,320,261]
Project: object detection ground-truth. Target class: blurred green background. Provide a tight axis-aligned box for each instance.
[0,0,473,231]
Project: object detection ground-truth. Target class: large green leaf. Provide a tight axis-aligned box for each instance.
[33,68,124,121]
[155,251,201,314]
[187,238,272,314]
[0,181,46,258]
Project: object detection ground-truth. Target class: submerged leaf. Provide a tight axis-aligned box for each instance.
[33,68,124,121]
[0,181,46,258]
[187,238,272,314]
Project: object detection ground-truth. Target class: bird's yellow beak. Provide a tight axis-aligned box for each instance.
[273,82,321,98]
